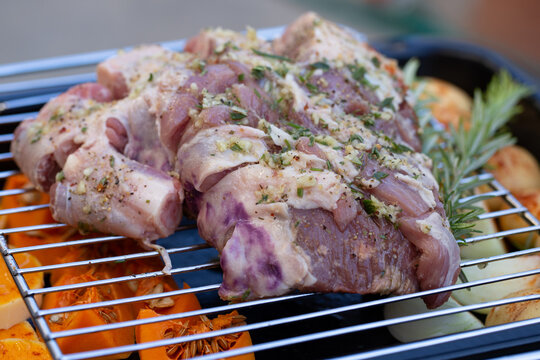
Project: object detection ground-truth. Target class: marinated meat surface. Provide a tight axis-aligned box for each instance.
[11,13,460,308]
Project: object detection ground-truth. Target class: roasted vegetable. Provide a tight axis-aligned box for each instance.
[42,271,135,359]
[0,338,52,359]
[485,288,540,326]
[384,296,483,342]
[486,145,540,198]
[0,321,39,341]
[0,252,44,330]
[499,190,540,249]
[136,308,253,360]
[452,255,540,315]
[1,174,77,266]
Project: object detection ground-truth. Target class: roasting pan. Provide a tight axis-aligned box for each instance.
[1,27,540,360]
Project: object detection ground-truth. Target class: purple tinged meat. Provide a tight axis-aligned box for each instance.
[291,206,419,296]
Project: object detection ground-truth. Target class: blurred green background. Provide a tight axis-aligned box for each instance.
[0,0,538,78]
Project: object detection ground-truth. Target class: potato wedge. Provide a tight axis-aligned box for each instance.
[486,145,540,196]
[421,77,472,130]
[384,296,483,342]
[485,288,540,326]
[499,190,540,249]
[452,255,540,314]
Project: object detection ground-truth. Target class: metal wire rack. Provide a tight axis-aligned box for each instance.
[2,27,540,360]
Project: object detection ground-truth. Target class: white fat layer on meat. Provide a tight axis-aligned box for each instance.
[296,14,403,108]
[258,119,296,148]
[394,173,437,209]
[416,212,452,239]
[279,73,309,112]
[178,125,268,191]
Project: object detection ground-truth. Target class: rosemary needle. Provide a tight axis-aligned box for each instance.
[405,61,531,241]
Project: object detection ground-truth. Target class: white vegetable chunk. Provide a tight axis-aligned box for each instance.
[452,255,540,315]
[384,296,483,342]
[459,201,506,259]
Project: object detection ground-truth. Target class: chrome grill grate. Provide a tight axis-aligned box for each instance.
[1,27,540,360]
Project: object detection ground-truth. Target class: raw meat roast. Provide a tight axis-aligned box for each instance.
[11,13,460,308]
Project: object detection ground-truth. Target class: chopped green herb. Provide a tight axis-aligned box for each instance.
[287,122,302,130]
[294,220,300,228]
[314,138,329,146]
[306,83,319,94]
[55,171,65,182]
[251,65,268,80]
[284,139,292,151]
[297,187,304,198]
[109,155,115,168]
[81,127,87,133]
[326,160,333,170]
[362,199,376,215]
[238,73,245,82]
[275,65,289,78]
[351,157,363,167]
[251,48,292,63]
[310,167,323,172]
[348,134,364,143]
[230,111,247,120]
[372,171,388,181]
[286,122,312,140]
[379,97,395,111]
[310,62,330,71]
[49,112,63,122]
[304,69,315,81]
[253,88,261,99]
[148,73,153,82]
[370,147,380,159]
[348,64,368,86]
[371,57,380,68]
[146,199,150,204]
[31,128,43,144]
[309,135,315,146]
[230,143,243,152]
[256,193,269,205]
[98,177,109,191]
[388,142,413,154]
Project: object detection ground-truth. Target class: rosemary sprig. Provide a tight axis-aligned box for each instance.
[405,60,531,241]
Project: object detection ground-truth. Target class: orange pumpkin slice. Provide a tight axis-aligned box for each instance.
[1,174,74,266]
[0,321,39,341]
[136,308,254,360]
[42,271,135,360]
[0,338,52,359]
[0,252,44,329]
